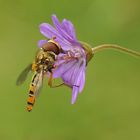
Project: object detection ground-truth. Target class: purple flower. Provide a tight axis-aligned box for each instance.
[38,15,93,104]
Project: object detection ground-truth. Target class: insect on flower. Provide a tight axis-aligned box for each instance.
[38,15,94,104]
[38,15,140,104]
[16,38,64,111]
[17,15,140,111]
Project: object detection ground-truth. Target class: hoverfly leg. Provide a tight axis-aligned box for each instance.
[48,72,53,87]
[48,72,70,88]
[49,82,66,88]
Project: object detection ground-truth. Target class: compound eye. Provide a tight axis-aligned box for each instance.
[42,42,60,55]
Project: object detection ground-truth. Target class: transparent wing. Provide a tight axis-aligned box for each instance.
[34,70,44,97]
[16,64,32,86]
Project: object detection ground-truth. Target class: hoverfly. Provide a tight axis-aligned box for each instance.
[16,39,64,112]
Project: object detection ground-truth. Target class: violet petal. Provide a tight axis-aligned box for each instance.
[79,59,86,92]
[52,15,77,44]
[60,59,86,104]
[62,19,77,41]
[71,60,86,103]
[61,59,81,85]
[71,86,79,104]
[40,23,72,50]
[79,68,86,93]
[38,40,48,48]
[53,59,77,78]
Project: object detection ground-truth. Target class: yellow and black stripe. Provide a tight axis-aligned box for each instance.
[27,74,37,112]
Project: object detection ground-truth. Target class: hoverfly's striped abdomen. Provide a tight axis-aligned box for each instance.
[27,71,43,112]
[27,84,36,112]
[27,73,38,112]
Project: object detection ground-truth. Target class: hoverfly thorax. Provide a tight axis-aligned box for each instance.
[34,39,63,73]
[33,49,55,73]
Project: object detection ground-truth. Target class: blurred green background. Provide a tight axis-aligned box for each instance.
[0,0,140,140]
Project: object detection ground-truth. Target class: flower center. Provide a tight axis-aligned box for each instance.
[68,47,85,59]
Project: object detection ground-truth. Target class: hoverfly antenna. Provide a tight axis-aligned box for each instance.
[52,36,56,40]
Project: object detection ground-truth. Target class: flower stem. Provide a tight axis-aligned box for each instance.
[92,44,140,58]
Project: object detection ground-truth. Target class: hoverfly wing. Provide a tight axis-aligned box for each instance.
[16,64,32,86]
[34,70,44,97]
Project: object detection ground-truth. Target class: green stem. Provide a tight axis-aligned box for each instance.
[92,44,140,58]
